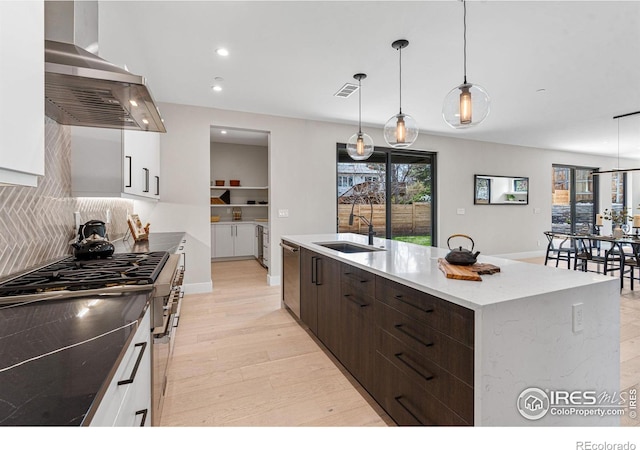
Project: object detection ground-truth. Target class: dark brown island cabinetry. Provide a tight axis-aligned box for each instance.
[374,276,474,425]
[296,247,474,426]
[339,263,375,392]
[300,249,341,355]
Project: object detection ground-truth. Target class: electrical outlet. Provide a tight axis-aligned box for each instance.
[457,208,465,215]
[533,207,541,214]
[572,303,584,332]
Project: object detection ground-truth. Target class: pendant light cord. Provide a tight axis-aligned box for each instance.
[463,0,467,84]
[617,117,620,169]
[358,78,362,134]
[399,46,403,114]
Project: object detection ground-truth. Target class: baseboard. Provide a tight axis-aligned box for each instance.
[183,281,213,294]
[268,274,281,286]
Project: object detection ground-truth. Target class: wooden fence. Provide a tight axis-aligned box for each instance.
[338,203,431,236]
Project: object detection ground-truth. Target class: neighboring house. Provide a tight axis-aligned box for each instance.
[337,163,382,197]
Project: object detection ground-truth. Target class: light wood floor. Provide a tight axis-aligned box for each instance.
[161,257,639,427]
[160,259,391,426]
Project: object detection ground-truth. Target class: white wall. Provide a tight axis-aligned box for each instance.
[210,142,268,186]
[139,102,640,290]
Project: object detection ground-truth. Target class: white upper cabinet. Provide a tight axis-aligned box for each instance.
[71,127,160,200]
[0,1,44,187]
[123,130,161,199]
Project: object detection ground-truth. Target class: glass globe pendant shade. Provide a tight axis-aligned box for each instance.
[442,82,490,129]
[384,113,418,148]
[347,132,374,161]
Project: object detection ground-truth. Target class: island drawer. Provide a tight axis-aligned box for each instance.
[374,353,470,426]
[341,263,375,297]
[375,276,474,346]
[375,300,473,386]
[376,326,473,423]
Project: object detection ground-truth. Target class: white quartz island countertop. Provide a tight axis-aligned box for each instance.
[281,233,616,310]
[282,233,622,427]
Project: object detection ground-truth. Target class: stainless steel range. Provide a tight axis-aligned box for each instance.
[0,250,185,426]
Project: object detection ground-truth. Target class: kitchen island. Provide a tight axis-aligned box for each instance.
[282,233,621,426]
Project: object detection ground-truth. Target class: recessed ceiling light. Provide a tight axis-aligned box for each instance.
[129,100,138,107]
[220,130,227,134]
[216,48,229,56]
[212,85,222,92]
[142,119,149,125]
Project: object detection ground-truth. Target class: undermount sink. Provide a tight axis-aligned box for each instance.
[314,241,386,253]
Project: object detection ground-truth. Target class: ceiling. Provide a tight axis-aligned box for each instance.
[98,1,640,156]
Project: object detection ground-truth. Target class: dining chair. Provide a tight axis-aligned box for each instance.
[616,242,640,290]
[543,231,575,269]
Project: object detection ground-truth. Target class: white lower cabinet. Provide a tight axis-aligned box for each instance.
[90,307,151,427]
[212,223,256,258]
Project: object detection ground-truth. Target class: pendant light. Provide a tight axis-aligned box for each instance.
[347,73,374,161]
[442,0,490,128]
[384,39,418,148]
[592,111,640,175]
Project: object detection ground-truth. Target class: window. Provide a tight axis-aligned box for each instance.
[337,145,436,246]
[611,172,627,215]
[551,165,598,234]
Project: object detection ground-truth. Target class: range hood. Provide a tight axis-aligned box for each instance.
[44,1,166,132]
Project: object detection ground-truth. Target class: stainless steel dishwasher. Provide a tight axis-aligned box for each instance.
[280,240,300,319]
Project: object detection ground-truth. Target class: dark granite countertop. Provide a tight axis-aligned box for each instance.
[111,231,186,254]
[0,232,184,425]
[0,292,150,426]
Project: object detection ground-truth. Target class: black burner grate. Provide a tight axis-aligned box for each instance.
[0,252,170,297]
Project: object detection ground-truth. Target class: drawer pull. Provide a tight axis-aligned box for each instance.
[393,294,434,313]
[343,294,368,308]
[394,324,434,348]
[344,272,369,283]
[118,342,147,386]
[394,352,434,381]
[394,396,425,425]
[135,409,148,427]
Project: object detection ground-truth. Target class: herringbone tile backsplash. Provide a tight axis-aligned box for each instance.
[0,118,133,277]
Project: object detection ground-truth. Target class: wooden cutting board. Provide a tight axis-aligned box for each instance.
[438,258,500,281]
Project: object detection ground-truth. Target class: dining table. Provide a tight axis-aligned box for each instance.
[552,231,640,289]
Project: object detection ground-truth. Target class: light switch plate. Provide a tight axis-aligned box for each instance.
[278,209,289,218]
[457,208,465,215]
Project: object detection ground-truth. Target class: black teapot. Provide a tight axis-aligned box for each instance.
[445,234,480,266]
[71,220,115,259]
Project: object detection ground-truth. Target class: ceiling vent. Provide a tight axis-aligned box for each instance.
[334,83,359,98]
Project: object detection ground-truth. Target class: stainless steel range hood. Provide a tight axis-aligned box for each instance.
[45,1,166,132]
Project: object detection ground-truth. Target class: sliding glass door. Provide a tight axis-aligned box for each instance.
[390,152,434,246]
[337,145,436,246]
[551,165,598,234]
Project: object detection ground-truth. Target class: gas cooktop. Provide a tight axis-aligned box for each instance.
[0,252,170,299]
